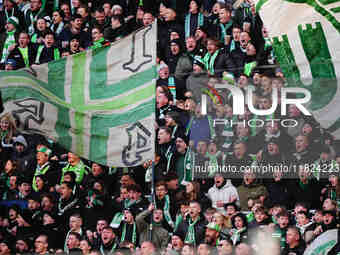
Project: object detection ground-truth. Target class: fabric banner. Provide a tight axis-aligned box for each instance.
[0,24,157,167]
[303,229,338,255]
[257,0,340,137]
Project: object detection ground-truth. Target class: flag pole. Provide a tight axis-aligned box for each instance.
[149,161,155,241]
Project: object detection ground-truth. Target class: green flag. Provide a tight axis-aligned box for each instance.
[258,0,340,137]
[0,24,157,167]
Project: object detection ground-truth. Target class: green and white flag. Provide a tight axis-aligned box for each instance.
[257,0,340,137]
[0,24,157,167]
[303,229,338,255]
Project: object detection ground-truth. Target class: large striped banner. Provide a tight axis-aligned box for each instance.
[257,0,340,137]
[0,24,157,167]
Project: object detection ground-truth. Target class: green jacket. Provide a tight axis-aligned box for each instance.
[136,209,170,249]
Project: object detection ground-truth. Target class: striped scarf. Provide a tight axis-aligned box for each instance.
[185,216,200,244]
[1,30,16,63]
[185,13,204,38]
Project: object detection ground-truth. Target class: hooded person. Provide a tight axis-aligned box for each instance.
[167,132,195,186]
[208,174,240,215]
[0,16,20,65]
[11,135,36,179]
[167,38,184,75]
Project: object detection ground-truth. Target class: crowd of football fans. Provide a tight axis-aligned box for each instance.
[0,0,339,254]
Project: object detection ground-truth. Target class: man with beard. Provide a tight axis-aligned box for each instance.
[208,174,239,214]
[136,203,170,249]
[99,227,119,254]
[205,222,221,247]
[175,36,204,81]
[176,201,206,246]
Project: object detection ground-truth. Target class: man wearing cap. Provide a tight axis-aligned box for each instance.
[0,0,25,33]
[205,222,222,247]
[32,145,58,192]
[166,134,194,186]
[0,16,20,65]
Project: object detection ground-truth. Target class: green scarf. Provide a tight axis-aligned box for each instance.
[1,30,16,63]
[91,37,105,49]
[100,241,117,255]
[185,13,204,38]
[35,45,60,64]
[219,21,233,44]
[174,214,183,232]
[206,151,222,177]
[120,222,137,245]
[231,227,246,245]
[168,76,176,103]
[18,47,29,67]
[32,162,50,191]
[110,199,136,227]
[244,61,257,76]
[203,49,220,75]
[185,216,200,244]
[156,195,174,228]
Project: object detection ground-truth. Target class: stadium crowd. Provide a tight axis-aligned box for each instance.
[0,0,340,254]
